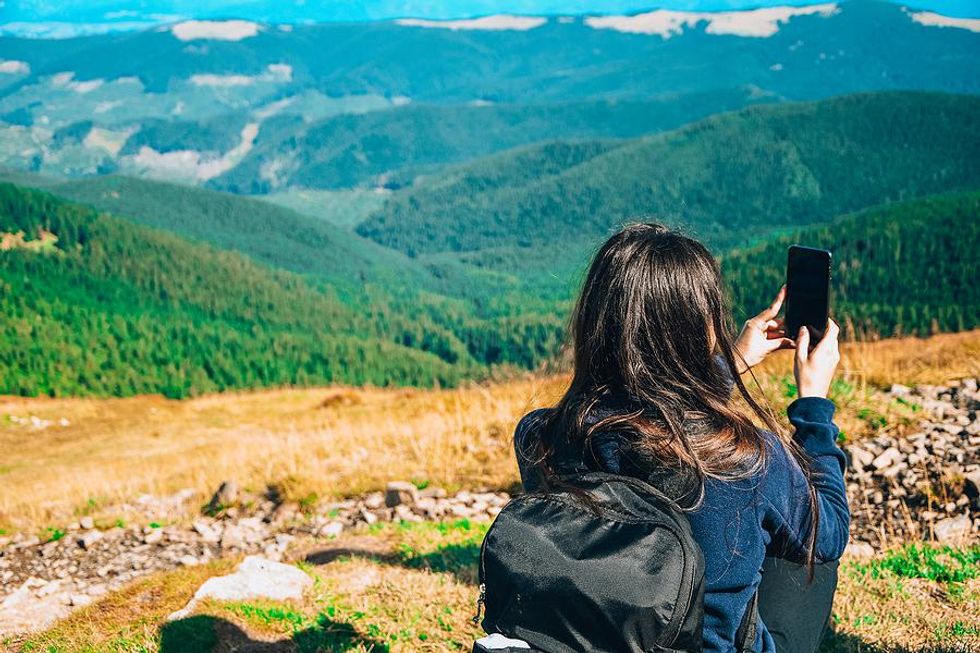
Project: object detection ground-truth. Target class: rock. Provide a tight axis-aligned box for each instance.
[79,516,95,530]
[168,556,312,620]
[846,541,876,558]
[205,480,239,514]
[933,514,972,544]
[385,481,418,508]
[220,524,246,550]
[0,580,70,635]
[871,447,901,470]
[319,522,344,538]
[192,519,221,543]
[68,594,92,608]
[36,580,63,598]
[419,486,448,499]
[143,529,163,545]
[77,530,102,550]
[846,445,875,470]
[178,555,199,567]
[890,383,912,397]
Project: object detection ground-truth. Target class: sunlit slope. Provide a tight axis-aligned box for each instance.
[0,182,470,397]
[359,92,980,262]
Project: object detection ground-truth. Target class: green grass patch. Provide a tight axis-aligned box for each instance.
[851,544,980,584]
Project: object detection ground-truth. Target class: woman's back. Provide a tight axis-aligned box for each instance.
[514,396,849,652]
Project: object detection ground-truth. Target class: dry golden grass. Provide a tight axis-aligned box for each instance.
[1,330,977,533]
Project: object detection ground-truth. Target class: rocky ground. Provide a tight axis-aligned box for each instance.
[1,379,977,637]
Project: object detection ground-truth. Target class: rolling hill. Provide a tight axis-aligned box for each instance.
[31,175,429,296]
[204,89,773,192]
[0,182,479,397]
[357,92,980,269]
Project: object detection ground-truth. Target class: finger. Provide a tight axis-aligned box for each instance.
[795,327,810,362]
[766,337,795,352]
[814,319,840,352]
[765,328,787,340]
[759,286,786,320]
[765,319,779,330]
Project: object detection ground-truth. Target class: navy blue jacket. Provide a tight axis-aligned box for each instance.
[514,397,850,653]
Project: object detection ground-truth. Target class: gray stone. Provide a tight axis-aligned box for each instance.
[846,541,876,558]
[871,447,901,470]
[79,516,95,530]
[192,519,221,543]
[168,556,312,620]
[385,481,418,508]
[934,514,972,544]
[77,530,102,550]
[319,522,344,538]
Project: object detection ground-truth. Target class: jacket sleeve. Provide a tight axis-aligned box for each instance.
[760,397,851,563]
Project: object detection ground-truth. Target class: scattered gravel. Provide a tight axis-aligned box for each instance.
[844,378,979,548]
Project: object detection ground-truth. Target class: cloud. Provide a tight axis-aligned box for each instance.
[170,20,261,41]
[908,11,980,32]
[0,59,30,74]
[395,15,547,31]
[584,4,838,38]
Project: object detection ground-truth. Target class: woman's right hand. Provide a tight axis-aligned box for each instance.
[794,320,840,399]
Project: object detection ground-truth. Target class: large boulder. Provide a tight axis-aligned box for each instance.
[168,556,312,620]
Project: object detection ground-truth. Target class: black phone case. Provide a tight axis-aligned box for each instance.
[785,245,831,340]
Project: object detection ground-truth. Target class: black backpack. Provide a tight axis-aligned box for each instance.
[474,471,759,653]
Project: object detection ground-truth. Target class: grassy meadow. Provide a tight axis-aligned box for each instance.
[12,520,980,652]
[2,330,979,534]
[2,330,979,651]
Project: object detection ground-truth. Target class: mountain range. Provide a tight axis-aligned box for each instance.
[0,2,978,397]
[0,1,978,192]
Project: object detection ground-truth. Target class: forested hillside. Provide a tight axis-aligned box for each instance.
[38,176,429,295]
[206,90,770,193]
[0,181,579,397]
[358,93,980,263]
[0,183,475,397]
[724,192,980,337]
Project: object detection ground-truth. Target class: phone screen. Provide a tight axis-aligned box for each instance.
[785,245,831,341]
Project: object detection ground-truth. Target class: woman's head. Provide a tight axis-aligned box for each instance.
[570,223,735,411]
[539,223,783,502]
[532,222,819,573]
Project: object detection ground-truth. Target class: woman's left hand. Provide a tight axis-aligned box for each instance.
[733,286,796,374]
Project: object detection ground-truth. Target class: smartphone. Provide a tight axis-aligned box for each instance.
[785,245,831,342]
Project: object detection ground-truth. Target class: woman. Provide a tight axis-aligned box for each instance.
[514,224,850,652]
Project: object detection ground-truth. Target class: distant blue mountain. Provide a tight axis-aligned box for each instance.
[0,1,976,191]
[2,0,978,37]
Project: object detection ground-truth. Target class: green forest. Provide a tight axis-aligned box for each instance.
[2,92,979,398]
[358,92,980,258]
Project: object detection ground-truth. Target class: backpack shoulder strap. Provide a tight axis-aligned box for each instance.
[735,588,760,653]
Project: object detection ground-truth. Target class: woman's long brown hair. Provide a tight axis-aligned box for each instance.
[532,223,821,573]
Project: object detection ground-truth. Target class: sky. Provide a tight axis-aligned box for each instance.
[1,0,977,38]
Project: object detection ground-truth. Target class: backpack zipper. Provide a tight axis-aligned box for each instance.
[472,582,486,625]
[473,509,494,625]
